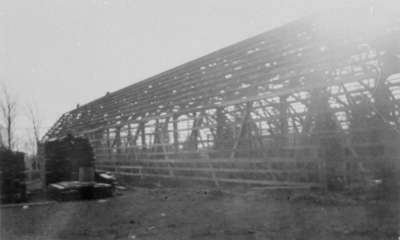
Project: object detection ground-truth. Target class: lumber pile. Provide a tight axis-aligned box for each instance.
[0,148,26,203]
[44,134,95,184]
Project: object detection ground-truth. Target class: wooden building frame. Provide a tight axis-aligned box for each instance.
[45,10,400,188]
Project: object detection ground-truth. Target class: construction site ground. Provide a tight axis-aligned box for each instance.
[1,185,399,240]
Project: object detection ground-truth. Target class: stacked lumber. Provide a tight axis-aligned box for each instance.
[0,148,26,203]
[44,135,94,184]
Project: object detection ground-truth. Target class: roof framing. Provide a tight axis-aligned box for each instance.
[45,9,400,140]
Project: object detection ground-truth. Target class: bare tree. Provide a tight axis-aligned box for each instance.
[0,122,4,148]
[0,84,17,150]
[26,101,42,155]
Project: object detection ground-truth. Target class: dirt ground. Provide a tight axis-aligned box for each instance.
[1,186,399,240]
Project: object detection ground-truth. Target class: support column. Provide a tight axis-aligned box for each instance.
[114,127,121,173]
[127,124,132,161]
[279,95,289,147]
[140,122,146,158]
[115,127,121,155]
[312,89,343,190]
[190,112,201,151]
[230,102,251,159]
[106,128,111,162]
[215,107,225,150]
[173,115,179,154]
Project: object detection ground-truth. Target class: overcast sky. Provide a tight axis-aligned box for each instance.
[1,0,399,148]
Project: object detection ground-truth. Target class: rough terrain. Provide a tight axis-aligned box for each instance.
[1,186,399,240]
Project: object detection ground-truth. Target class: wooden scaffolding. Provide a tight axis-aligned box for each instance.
[45,9,400,188]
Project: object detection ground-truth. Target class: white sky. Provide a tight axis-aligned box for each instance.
[1,0,399,149]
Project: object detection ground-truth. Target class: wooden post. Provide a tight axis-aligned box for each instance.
[190,111,204,151]
[115,127,121,154]
[215,107,225,151]
[131,123,142,161]
[160,118,174,177]
[279,95,289,147]
[154,119,160,155]
[231,103,251,159]
[191,112,199,150]
[106,128,111,162]
[173,114,179,154]
[114,127,121,173]
[311,90,328,190]
[141,122,146,158]
[161,118,170,159]
[127,124,132,161]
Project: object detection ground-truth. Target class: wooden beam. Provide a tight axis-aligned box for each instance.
[230,102,252,159]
